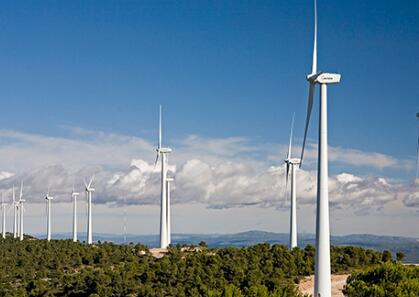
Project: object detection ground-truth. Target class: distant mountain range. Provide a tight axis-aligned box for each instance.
[39,230,419,263]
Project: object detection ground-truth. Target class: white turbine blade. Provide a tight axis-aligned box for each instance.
[287,113,295,160]
[311,0,318,75]
[19,181,23,199]
[12,185,15,203]
[83,179,88,189]
[159,104,162,149]
[88,175,95,188]
[154,153,160,169]
[284,163,290,202]
[300,83,315,167]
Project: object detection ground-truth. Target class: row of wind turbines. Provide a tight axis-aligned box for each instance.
[0,178,96,244]
[0,105,175,250]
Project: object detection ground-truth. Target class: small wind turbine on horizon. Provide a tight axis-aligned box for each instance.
[299,0,341,296]
[84,176,95,245]
[416,112,419,181]
[72,186,80,242]
[19,181,25,241]
[155,105,172,249]
[45,189,53,241]
[1,192,6,239]
[284,113,300,249]
[12,185,18,239]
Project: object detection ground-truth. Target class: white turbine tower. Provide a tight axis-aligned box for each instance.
[300,1,341,296]
[166,177,174,245]
[12,185,18,239]
[1,192,6,239]
[84,176,95,245]
[416,112,419,180]
[284,114,300,249]
[45,189,53,241]
[72,186,80,242]
[19,181,25,241]
[155,105,172,249]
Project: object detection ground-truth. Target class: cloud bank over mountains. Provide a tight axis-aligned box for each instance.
[0,128,416,213]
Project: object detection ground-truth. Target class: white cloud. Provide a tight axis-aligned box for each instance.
[0,127,416,214]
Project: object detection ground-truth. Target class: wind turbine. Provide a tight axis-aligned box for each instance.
[12,185,18,238]
[416,112,419,180]
[72,186,80,242]
[84,176,95,245]
[284,114,300,249]
[19,181,25,241]
[166,177,174,245]
[1,192,6,239]
[155,105,172,249]
[45,189,53,241]
[299,1,341,296]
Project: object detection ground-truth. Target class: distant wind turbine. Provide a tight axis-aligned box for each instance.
[84,176,95,245]
[416,112,419,180]
[19,181,25,241]
[45,189,53,241]
[284,113,300,249]
[299,1,341,296]
[12,185,18,238]
[166,177,174,245]
[1,192,6,239]
[72,186,80,242]
[155,105,172,249]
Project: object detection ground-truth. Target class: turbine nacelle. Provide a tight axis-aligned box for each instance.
[285,158,301,165]
[158,147,172,154]
[166,177,174,182]
[308,72,341,84]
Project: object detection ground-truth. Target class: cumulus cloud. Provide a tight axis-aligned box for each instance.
[0,127,416,214]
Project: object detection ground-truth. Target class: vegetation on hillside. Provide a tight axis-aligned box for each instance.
[343,262,419,297]
[0,234,387,296]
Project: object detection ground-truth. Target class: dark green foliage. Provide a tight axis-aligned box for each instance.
[0,236,386,296]
[343,262,419,296]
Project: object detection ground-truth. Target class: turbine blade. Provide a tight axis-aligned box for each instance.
[154,153,160,169]
[12,185,15,203]
[300,83,315,167]
[19,181,23,199]
[88,175,95,188]
[311,0,317,75]
[159,105,162,149]
[284,163,290,202]
[83,179,88,190]
[287,113,295,160]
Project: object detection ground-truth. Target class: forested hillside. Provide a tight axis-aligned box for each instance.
[343,262,419,296]
[0,235,394,296]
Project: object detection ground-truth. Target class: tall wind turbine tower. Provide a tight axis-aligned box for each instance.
[155,105,172,249]
[1,192,6,239]
[166,177,174,245]
[416,112,419,180]
[84,176,95,245]
[12,185,18,238]
[284,114,300,249]
[45,189,53,241]
[72,186,80,242]
[300,1,341,296]
[19,181,25,241]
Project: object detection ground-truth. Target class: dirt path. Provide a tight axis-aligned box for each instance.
[298,274,349,297]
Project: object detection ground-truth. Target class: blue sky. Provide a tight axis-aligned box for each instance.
[0,1,418,237]
[0,0,417,160]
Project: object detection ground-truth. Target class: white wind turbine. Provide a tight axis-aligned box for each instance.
[84,176,95,245]
[416,112,419,180]
[154,105,172,249]
[166,177,174,245]
[12,185,18,238]
[45,189,53,241]
[1,192,6,239]
[284,114,300,249]
[299,1,341,296]
[72,186,80,242]
[18,181,25,241]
